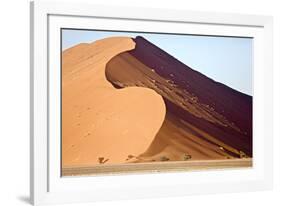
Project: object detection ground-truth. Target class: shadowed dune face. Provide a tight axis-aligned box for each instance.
[105,36,252,162]
[62,37,166,167]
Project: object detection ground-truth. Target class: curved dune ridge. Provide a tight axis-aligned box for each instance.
[105,36,252,162]
[62,37,166,167]
[62,36,252,167]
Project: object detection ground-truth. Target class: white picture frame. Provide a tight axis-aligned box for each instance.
[30,0,273,205]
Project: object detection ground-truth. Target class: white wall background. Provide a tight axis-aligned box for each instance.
[0,0,280,205]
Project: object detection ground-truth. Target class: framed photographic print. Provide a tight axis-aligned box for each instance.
[30,0,273,205]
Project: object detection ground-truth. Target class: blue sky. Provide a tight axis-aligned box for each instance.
[62,29,253,96]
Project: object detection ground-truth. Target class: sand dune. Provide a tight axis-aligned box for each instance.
[62,37,166,167]
[62,35,252,169]
[105,36,252,162]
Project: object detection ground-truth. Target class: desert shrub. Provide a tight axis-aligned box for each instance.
[127,154,134,159]
[98,157,104,164]
[183,154,192,161]
[239,151,247,158]
[98,157,109,164]
[126,154,135,161]
[160,156,170,161]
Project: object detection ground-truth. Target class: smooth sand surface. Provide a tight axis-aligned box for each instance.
[62,37,166,167]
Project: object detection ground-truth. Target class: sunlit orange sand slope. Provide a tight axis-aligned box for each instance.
[62,36,252,167]
[62,37,166,167]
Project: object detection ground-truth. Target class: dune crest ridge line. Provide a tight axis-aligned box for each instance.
[62,37,166,167]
